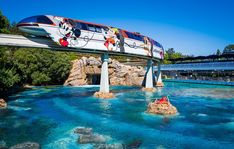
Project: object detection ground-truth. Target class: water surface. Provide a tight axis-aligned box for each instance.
[0,82,234,148]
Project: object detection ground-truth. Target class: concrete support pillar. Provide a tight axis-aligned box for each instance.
[100,53,109,93]
[94,53,114,99]
[145,59,154,88]
[156,62,164,87]
[142,59,156,92]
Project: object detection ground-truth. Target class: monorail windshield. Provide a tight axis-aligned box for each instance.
[19,15,54,25]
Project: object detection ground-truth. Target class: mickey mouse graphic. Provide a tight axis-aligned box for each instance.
[56,17,81,47]
[103,27,119,51]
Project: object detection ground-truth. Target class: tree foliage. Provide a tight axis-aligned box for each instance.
[162,48,184,64]
[216,49,222,55]
[223,44,234,54]
[0,48,21,91]
[0,10,78,95]
[0,10,10,33]
[0,47,77,93]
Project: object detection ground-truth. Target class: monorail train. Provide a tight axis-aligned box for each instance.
[17,15,164,59]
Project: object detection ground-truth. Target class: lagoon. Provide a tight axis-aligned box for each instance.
[0,82,234,148]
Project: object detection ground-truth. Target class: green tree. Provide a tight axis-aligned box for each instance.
[0,10,10,33]
[223,44,234,54]
[12,48,75,85]
[9,22,24,35]
[0,47,21,92]
[216,49,222,55]
[166,48,175,59]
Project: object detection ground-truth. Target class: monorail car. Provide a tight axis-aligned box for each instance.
[17,15,164,59]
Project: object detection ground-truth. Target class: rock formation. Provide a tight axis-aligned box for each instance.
[64,57,146,86]
[0,99,7,108]
[156,82,164,87]
[0,140,7,149]
[9,142,40,149]
[74,127,92,135]
[93,91,115,99]
[94,143,124,149]
[147,98,178,115]
[78,134,106,144]
[142,87,157,92]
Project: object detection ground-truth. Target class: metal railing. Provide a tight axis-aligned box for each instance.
[154,62,234,71]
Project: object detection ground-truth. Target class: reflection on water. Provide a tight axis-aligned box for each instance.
[0,82,234,148]
[178,88,234,99]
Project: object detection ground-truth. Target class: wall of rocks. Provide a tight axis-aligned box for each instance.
[64,57,146,86]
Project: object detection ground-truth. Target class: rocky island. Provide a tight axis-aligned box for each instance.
[0,99,7,108]
[147,97,178,115]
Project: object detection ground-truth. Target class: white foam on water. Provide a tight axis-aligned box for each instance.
[8,105,31,111]
[223,122,234,130]
[73,85,100,88]
[197,113,208,117]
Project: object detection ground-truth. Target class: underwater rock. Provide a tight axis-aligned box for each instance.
[0,140,7,149]
[156,82,164,87]
[94,143,124,149]
[94,92,115,99]
[0,99,7,108]
[142,87,157,92]
[78,134,106,144]
[147,99,178,115]
[125,139,142,149]
[9,142,40,149]
[74,127,92,135]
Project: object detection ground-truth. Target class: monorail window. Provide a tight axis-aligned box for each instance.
[95,26,102,33]
[125,32,135,39]
[87,24,96,32]
[66,19,76,27]
[102,26,109,31]
[75,22,82,29]
[125,31,143,41]
[134,34,143,41]
[153,40,162,48]
[76,22,88,30]
[36,16,54,25]
[19,15,54,25]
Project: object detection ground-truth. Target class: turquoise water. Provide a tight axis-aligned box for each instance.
[0,82,234,148]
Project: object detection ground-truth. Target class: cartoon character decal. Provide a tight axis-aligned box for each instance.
[103,27,119,51]
[54,17,81,47]
[141,36,152,56]
[160,50,164,59]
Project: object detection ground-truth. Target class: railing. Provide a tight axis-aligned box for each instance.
[155,62,234,71]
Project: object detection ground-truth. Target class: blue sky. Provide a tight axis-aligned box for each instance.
[1,0,233,56]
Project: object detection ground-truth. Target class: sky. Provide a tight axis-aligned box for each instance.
[0,0,233,56]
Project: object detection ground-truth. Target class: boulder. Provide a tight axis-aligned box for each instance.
[110,77,125,86]
[9,142,40,149]
[78,134,106,144]
[147,100,178,115]
[142,88,157,92]
[0,140,7,149]
[94,143,124,149]
[156,82,164,87]
[0,99,7,108]
[94,92,115,99]
[74,127,92,135]
[125,140,142,149]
